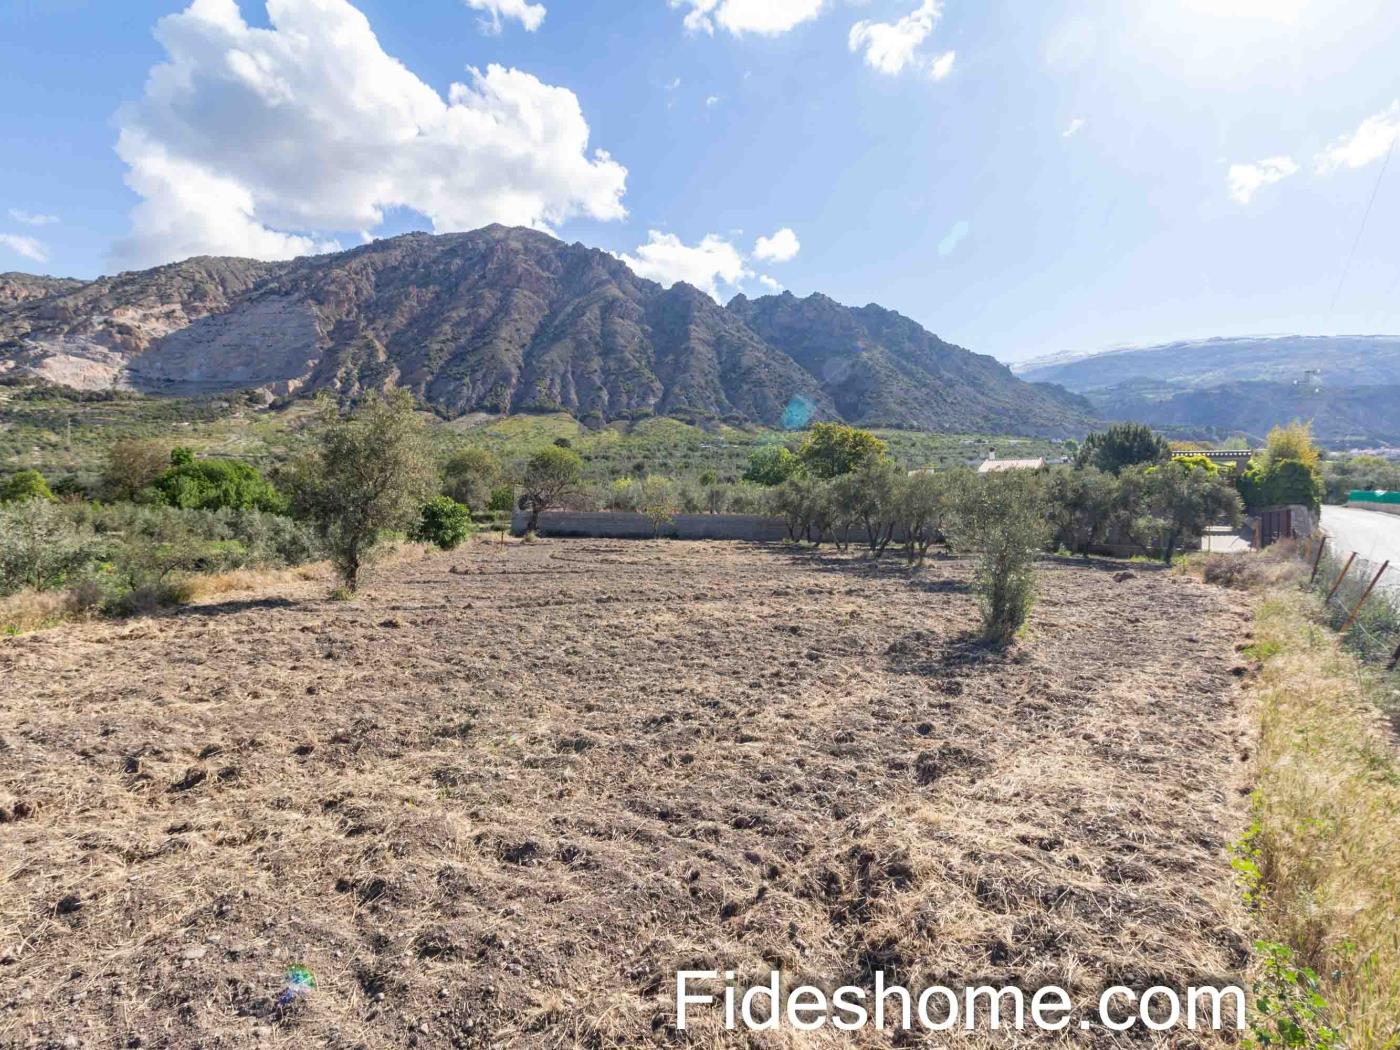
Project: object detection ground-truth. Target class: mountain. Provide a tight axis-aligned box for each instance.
[1015,335,1400,444]
[0,272,89,308]
[0,226,1095,435]
[728,292,1095,433]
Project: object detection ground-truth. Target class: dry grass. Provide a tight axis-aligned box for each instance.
[0,542,1255,1047]
[1245,588,1400,1049]
[1199,548,1306,592]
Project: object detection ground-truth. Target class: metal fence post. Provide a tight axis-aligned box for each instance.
[1336,561,1390,637]
[1309,534,1327,583]
[1324,551,1357,607]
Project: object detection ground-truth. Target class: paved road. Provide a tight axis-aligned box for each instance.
[1320,506,1400,593]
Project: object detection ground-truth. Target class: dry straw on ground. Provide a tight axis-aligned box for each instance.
[1247,588,1400,1048]
[1,541,1254,1048]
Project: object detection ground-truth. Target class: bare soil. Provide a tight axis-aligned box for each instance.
[0,541,1254,1048]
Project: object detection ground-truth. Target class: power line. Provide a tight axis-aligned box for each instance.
[1327,133,1397,324]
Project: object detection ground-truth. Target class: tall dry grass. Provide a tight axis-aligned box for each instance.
[1246,589,1400,1049]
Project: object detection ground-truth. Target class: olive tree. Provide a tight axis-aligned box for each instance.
[829,455,903,556]
[1045,466,1119,557]
[289,391,437,592]
[518,445,583,533]
[637,475,681,537]
[898,468,969,564]
[441,447,501,511]
[1123,460,1242,564]
[949,470,1052,644]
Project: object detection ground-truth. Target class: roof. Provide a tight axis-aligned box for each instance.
[977,457,1045,473]
[1170,449,1257,459]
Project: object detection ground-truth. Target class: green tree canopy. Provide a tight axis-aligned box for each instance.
[1074,423,1169,475]
[413,495,474,550]
[742,444,798,486]
[1123,461,1243,562]
[1240,420,1324,512]
[518,445,583,531]
[441,447,501,511]
[795,422,887,479]
[289,391,437,591]
[0,469,57,505]
[152,454,285,513]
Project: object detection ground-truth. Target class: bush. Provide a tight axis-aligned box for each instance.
[742,444,798,486]
[0,469,57,504]
[0,501,103,596]
[151,453,286,513]
[101,438,172,501]
[949,470,1051,643]
[413,495,474,550]
[1241,458,1324,514]
[637,475,680,537]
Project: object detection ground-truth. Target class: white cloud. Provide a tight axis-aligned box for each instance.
[672,0,824,37]
[619,231,752,299]
[757,274,783,291]
[1227,156,1299,204]
[463,0,546,33]
[1316,101,1400,173]
[849,0,949,76]
[753,227,800,263]
[705,94,721,107]
[8,209,59,227]
[112,0,627,268]
[0,233,49,264]
[1062,117,1086,138]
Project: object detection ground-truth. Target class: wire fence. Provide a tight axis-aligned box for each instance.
[1299,533,1400,672]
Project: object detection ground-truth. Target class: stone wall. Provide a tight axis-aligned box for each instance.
[512,510,790,542]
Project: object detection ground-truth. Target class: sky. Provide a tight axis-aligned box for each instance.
[3,0,1400,363]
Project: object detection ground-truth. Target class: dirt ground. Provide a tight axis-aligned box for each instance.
[0,540,1255,1048]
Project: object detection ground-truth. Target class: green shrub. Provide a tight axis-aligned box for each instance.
[0,469,57,504]
[151,453,286,513]
[413,495,474,550]
[486,485,515,513]
[743,444,798,486]
[0,501,103,595]
[949,470,1051,643]
[637,475,680,537]
[1241,458,1324,514]
[1074,423,1169,475]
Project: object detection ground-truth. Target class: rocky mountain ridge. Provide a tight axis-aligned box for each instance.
[0,226,1094,435]
[1015,335,1400,443]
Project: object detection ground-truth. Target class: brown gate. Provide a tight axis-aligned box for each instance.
[1258,507,1292,548]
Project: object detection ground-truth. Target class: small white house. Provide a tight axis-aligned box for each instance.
[977,451,1046,473]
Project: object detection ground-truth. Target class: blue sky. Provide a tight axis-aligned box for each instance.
[3,0,1400,363]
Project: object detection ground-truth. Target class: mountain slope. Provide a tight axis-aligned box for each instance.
[0,226,1089,434]
[0,273,90,308]
[1015,335,1400,443]
[728,291,1096,433]
[1016,335,1400,392]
